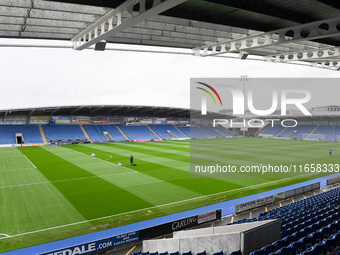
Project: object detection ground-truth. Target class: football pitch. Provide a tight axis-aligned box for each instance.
[0,138,339,252]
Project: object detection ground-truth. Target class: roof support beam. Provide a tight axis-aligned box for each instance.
[71,106,83,114]
[28,108,35,116]
[124,106,141,113]
[107,106,124,113]
[266,46,340,63]
[71,0,187,50]
[90,105,104,114]
[193,17,340,57]
[50,107,60,116]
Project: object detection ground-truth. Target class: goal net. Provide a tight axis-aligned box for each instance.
[303,133,325,141]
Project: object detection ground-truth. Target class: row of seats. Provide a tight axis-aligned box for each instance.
[43,125,86,142]
[260,124,340,140]
[0,124,233,144]
[0,125,43,144]
[178,126,232,139]
[132,250,241,255]
[247,188,340,255]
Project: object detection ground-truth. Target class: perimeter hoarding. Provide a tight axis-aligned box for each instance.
[38,231,139,255]
[36,209,221,255]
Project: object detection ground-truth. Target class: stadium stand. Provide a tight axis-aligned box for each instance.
[214,126,234,137]
[97,125,128,142]
[291,125,317,139]
[43,125,87,141]
[148,124,187,139]
[229,187,340,255]
[0,125,43,144]
[200,126,232,137]
[83,125,107,142]
[313,125,340,141]
[119,125,159,141]
[133,187,340,255]
[277,125,317,139]
[178,126,213,139]
[260,125,285,137]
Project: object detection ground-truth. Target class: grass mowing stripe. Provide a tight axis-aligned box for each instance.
[1,138,337,253]
[48,145,201,206]
[83,143,190,172]
[20,146,154,220]
[101,142,190,163]
[115,141,190,156]
[81,143,246,195]
[0,172,309,241]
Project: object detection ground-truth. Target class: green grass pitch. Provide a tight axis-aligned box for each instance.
[0,138,339,252]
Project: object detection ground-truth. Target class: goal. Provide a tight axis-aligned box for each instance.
[303,133,325,141]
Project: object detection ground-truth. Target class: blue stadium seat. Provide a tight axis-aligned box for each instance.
[177,126,213,139]
[299,251,313,255]
[43,125,86,141]
[212,251,223,255]
[182,252,192,255]
[309,231,321,244]
[307,244,324,255]
[170,252,179,255]
[159,252,169,255]
[261,244,274,255]
[83,125,106,142]
[148,125,188,139]
[196,251,206,255]
[131,252,141,255]
[150,252,159,255]
[331,233,340,247]
[229,250,241,255]
[97,125,128,142]
[119,125,159,141]
[272,240,285,251]
[277,247,290,255]
[318,226,331,239]
[283,235,294,246]
[288,242,302,255]
[322,239,335,254]
[0,125,43,144]
[281,230,289,238]
[292,231,303,241]
[249,250,263,255]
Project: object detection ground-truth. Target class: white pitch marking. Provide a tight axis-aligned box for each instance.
[0,167,36,172]
[77,149,137,173]
[23,155,37,169]
[0,233,11,238]
[0,171,136,189]
[0,174,305,239]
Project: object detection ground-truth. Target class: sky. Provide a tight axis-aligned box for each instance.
[1,38,340,111]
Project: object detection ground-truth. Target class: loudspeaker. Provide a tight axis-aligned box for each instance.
[239,51,249,60]
[95,42,106,51]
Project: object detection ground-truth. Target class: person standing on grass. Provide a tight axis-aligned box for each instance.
[329,147,333,157]
[130,154,134,165]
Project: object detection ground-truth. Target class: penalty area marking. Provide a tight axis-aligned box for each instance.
[78,150,137,173]
[0,167,36,172]
[1,174,305,239]
[0,233,11,239]
[0,171,137,189]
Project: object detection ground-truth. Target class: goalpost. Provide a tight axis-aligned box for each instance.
[303,133,325,141]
